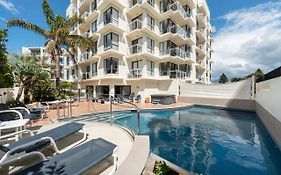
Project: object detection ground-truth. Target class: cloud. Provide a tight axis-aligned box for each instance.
[0,0,19,14]
[212,1,281,80]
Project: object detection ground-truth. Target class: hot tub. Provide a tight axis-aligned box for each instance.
[151,94,176,105]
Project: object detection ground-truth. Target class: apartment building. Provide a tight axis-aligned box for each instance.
[64,0,213,100]
[22,46,65,80]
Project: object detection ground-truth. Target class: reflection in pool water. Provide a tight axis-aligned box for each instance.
[115,107,281,175]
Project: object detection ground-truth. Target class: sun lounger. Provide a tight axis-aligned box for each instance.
[0,138,118,175]
[0,104,41,121]
[0,122,87,163]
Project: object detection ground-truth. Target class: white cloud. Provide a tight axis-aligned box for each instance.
[0,0,19,14]
[213,1,281,80]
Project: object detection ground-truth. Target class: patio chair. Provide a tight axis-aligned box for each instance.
[0,122,87,163]
[0,138,118,175]
[0,104,41,121]
[135,95,141,103]
[9,102,46,119]
[128,93,135,102]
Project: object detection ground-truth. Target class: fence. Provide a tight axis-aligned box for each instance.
[256,66,281,83]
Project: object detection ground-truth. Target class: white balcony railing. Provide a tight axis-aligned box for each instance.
[80,52,90,62]
[128,69,142,78]
[82,72,91,80]
[82,31,90,38]
[129,19,142,31]
[160,70,187,79]
[130,44,143,54]
[167,2,188,18]
[129,0,143,7]
[160,48,190,60]
[81,11,89,20]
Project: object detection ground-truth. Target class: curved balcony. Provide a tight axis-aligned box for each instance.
[196,28,206,43]
[127,0,159,18]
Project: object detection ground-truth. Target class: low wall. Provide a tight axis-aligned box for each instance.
[178,79,255,110]
[178,97,256,111]
[256,77,281,150]
[179,79,252,99]
[0,87,23,103]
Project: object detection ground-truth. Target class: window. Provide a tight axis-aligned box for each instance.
[92,41,98,55]
[147,38,155,53]
[67,70,70,80]
[104,57,118,74]
[91,20,97,33]
[160,40,176,55]
[147,60,155,75]
[160,18,175,34]
[91,0,97,12]
[160,0,173,13]
[103,7,119,25]
[147,0,155,7]
[66,57,70,66]
[104,32,119,50]
[92,62,98,76]
[147,15,155,31]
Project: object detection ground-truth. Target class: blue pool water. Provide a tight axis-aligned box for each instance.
[114,106,281,175]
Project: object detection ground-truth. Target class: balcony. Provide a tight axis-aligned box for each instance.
[98,18,124,34]
[196,29,206,43]
[80,52,91,62]
[82,31,90,38]
[197,13,206,29]
[160,70,187,79]
[127,0,158,18]
[128,19,158,39]
[160,48,191,62]
[160,25,188,45]
[82,72,91,80]
[196,43,206,58]
[128,69,142,79]
[161,2,189,25]
[128,44,157,60]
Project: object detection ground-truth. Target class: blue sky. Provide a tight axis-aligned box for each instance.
[0,0,280,80]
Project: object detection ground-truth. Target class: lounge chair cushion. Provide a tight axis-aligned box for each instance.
[7,123,85,153]
[12,138,117,175]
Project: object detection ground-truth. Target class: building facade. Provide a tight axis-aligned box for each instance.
[22,46,65,81]
[64,0,213,100]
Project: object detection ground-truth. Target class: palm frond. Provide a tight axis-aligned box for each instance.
[7,19,49,37]
[64,15,83,28]
[42,0,55,27]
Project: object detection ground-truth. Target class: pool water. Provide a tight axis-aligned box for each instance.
[114,106,281,175]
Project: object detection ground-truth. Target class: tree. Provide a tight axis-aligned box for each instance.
[0,29,14,88]
[219,73,229,84]
[13,56,49,101]
[246,68,264,79]
[7,0,93,93]
[231,77,244,82]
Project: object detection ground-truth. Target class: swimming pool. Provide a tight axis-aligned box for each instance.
[114,106,281,175]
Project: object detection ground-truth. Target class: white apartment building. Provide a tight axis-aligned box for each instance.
[22,46,65,80]
[64,0,213,101]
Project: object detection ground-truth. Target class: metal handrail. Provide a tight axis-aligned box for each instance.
[109,97,141,135]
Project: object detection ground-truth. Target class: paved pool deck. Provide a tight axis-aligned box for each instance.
[32,101,191,127]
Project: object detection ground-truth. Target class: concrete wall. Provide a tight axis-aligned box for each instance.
[256,77,281,150]
[0,87,23,103]
[179,79,252,99]
[178,79,255,110]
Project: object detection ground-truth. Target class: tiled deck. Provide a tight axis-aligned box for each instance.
[33,101,191,127]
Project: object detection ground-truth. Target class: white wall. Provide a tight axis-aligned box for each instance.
[179,79,252,99]
[0,87,24,103]
[256,77,281,122]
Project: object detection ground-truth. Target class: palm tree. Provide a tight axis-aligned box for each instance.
[7,0,93,93]
[13,56,49,101]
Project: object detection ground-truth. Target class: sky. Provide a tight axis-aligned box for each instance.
[0,0,280,81]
